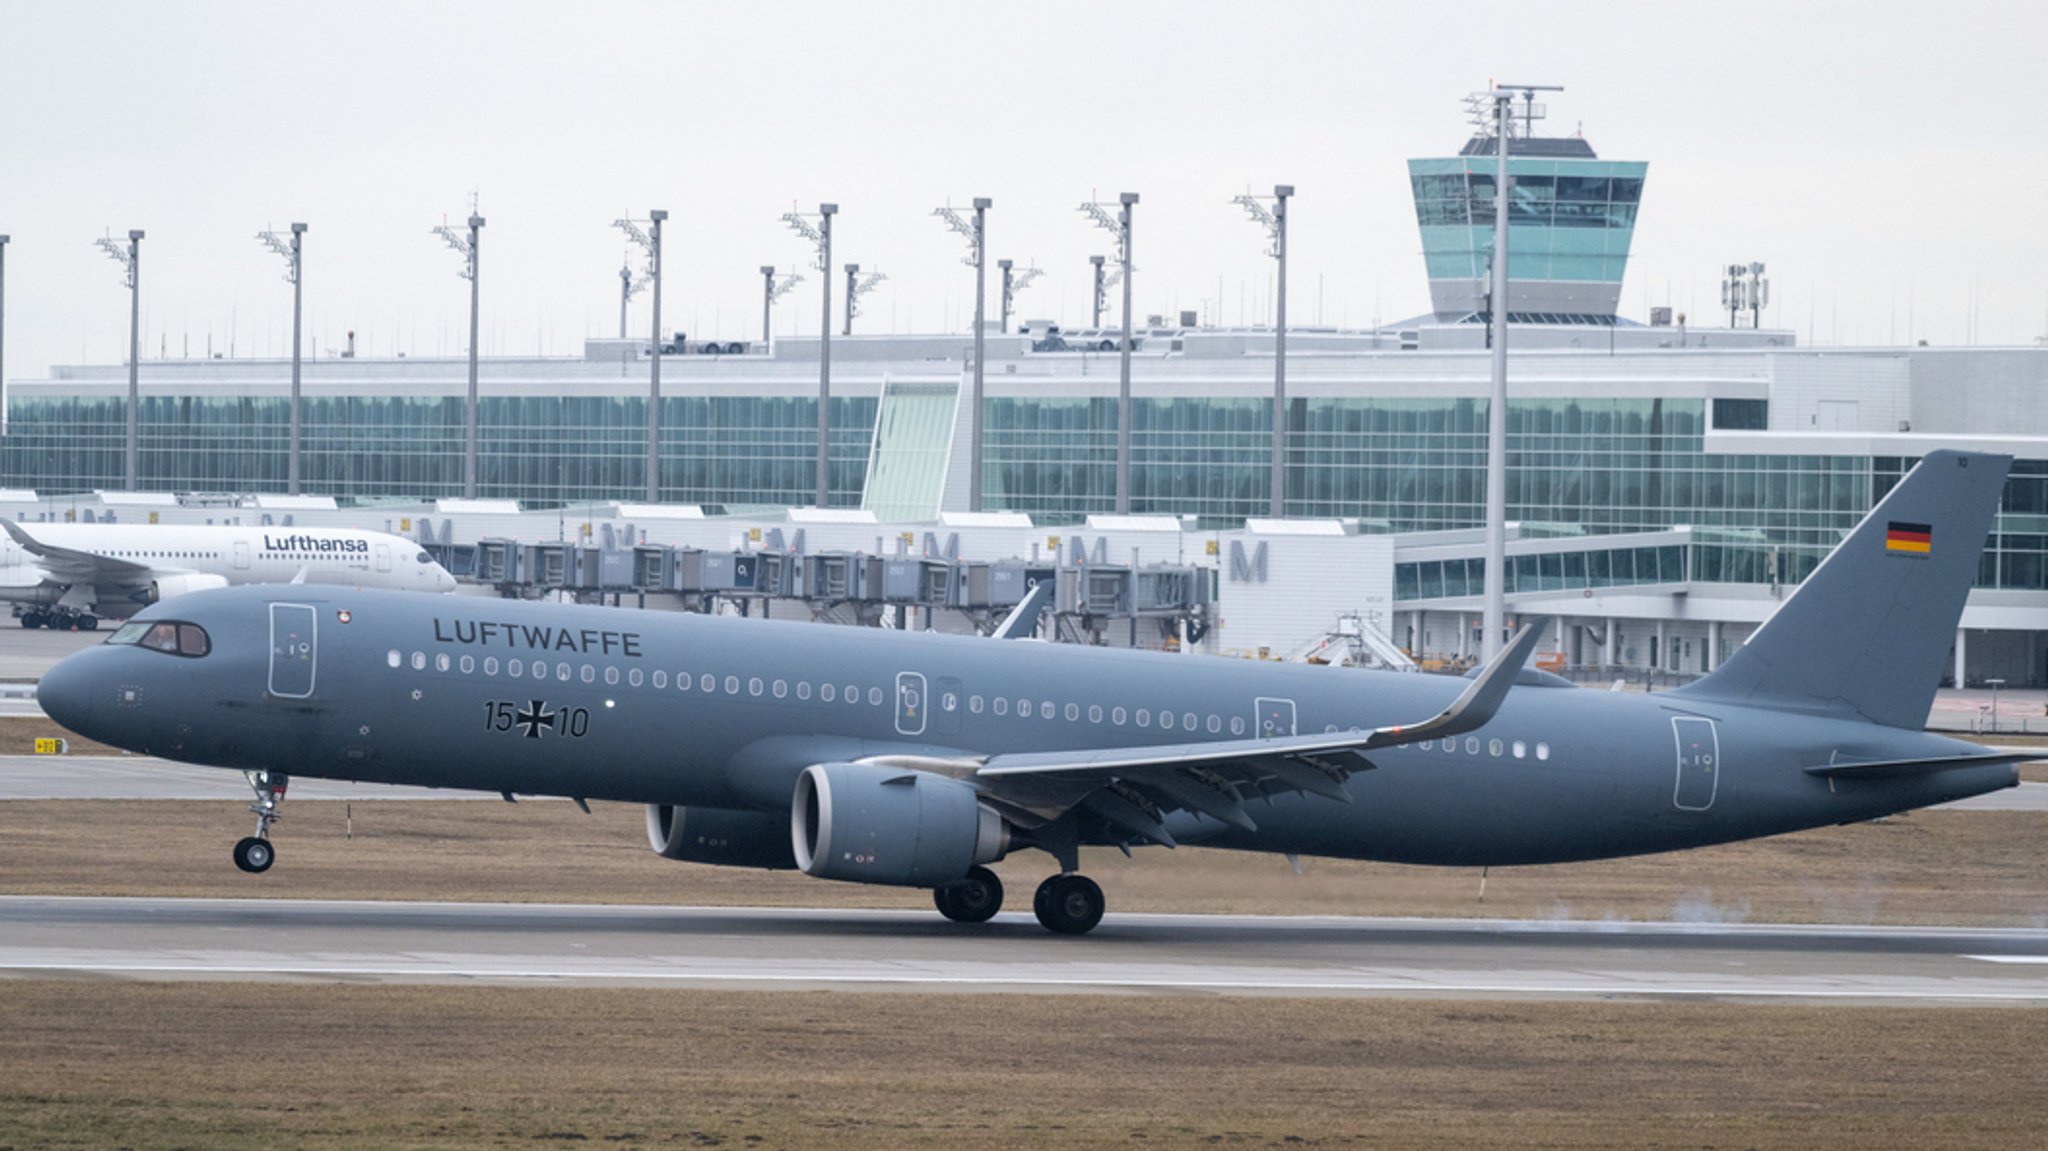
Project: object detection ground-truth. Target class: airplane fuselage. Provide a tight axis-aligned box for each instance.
[44,585,2015,869]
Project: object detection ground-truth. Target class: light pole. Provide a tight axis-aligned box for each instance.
[761,265,802,347]
[257,222,307,494]
[615,213,667,501]
[782,203,836,506]
[998,259,1013,333]
[432,213,483,498]
[933,199,990,509]
[1233,185,1292,518]
[1081,193,1138,512]
[843,263,858,336]
[1480,84,1560,661]
[96,229,144,491]
[1089,254,1107,329]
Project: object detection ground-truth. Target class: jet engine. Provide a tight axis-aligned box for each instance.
[644,804,798,870]
[140,573,231,603]
[791,761,1010,887]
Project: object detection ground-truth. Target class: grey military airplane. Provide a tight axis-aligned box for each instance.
[35,450,2030,934]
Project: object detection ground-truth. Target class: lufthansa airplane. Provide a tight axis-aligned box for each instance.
[2,518,457,630]
[35,451,2030,934]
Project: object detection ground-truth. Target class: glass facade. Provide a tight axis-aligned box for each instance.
[0,393,875,507]
[6,383,2043,594]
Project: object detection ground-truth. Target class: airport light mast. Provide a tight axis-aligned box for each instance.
[96,229,144,491]
[1233,185,1293,518]
[783,203,836,507]
[432,212,483,498]
[1081,193,1139,513]
[618,255,648,339]
[844,264,886,335]
[761,265,802,347]
[1478,83,1560,661]
[256,223,307,494]
[934,198,991,510]
[615,212,667,502]
[997,259,1042,334]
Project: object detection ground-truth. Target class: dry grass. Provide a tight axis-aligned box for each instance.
[0,981,2043,1150]
[0,715,124,756]
[3,798,2046,927]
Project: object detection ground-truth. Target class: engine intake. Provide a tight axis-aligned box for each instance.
[138,573,231,604]
[645,804,797,870]
[792,761,1009,887]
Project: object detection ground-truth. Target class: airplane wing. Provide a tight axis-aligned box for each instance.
[964,624,1545,838]
[1,518,154,587]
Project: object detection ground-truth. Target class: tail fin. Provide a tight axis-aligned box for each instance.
[1676,450,2009,728]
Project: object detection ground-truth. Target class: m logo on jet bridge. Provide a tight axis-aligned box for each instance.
[1229,540,1269,583]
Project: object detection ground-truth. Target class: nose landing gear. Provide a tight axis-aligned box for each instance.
[233,770,289,873]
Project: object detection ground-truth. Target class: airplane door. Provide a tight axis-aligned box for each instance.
[929,676,963,737]
[375,543,392,572]
[268,603,317,699]
[1255,697,1296,739]
[895,671,928,736]
[1671,716,1719,811]
[233,541,251,570]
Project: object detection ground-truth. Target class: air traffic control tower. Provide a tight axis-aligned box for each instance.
[1408,92,1646,324]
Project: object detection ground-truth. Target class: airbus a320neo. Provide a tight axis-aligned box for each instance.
[37,451,2026,934]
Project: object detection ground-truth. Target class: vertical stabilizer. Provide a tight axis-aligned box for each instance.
[1676,450,2009,728]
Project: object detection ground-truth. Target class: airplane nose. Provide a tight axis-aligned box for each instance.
[36,653,98,738]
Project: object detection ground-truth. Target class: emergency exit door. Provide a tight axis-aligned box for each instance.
[268,603,317,699]
[1671,716,1719,811]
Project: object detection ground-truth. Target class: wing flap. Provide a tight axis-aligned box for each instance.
[1,518,154,586]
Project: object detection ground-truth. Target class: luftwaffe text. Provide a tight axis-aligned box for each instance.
[433,618,643,657]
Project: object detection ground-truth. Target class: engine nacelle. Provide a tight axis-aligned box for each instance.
[644,804,798,870]
[791,761,1009,887]
[141,572,231,604]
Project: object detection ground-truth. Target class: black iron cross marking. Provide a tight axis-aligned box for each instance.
[514,700,556,739]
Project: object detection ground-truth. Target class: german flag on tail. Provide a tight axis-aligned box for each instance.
[1886,521,1932,555]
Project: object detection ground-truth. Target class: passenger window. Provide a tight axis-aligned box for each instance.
[1230,717,1244,736]
[557,662,572,682]
[484,657,499,675]
[1184,712,1198,731]
[604,666,618,685]
[628,668,642,687]
[701,674,715,693]
[869,687,883,706]
[1019,698,1032,716]
[796,681,810,700]
[1464,737,1479,754]
[749,677,764,697]
[724,676,740,695]
[509,659,524,678]
[1207,715,1221,734]
[435,653,451,672]
[1040,701,1053,720]
[1065,703,1079,721]
[1113,706,1127,725]
[411,651,426,670]
[1420,740,1434,750]
[1088,705,1102,723]
[387,649,402,669]
[460,655,474,674]
[1489,739,1503,757]
[822,684,836,702]
[846,685,859,705]
[1536,742,1551,761]
[1136,709,1150,727]
[993,697,1008,716]
[652,670,666,689]
[1159,712,1174,731]
[772,679,787,698]
[1512,740,1526,759]
[941,691,958,712]
[969,695,983,714]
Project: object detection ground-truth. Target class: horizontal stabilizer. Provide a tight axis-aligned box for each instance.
[1803,752,2037,780]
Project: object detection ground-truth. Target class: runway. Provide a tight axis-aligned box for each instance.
[3,752,2043,807]
[3,896,2046,1002]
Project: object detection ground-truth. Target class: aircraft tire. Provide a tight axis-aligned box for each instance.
[233,836,274,874]
[79,614,99,632]
[934,866,1004,924]
[1033,874,1104,935]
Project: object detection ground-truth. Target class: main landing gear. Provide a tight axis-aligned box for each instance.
[233,770,289,874]
[931,867,1108,935]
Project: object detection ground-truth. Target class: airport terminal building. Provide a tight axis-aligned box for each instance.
[5,113,2046,684]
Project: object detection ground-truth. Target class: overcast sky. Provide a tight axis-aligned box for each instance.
[2,0,2043,379]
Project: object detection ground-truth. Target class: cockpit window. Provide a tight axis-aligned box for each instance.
[416,551,433,564]
[105,619,210,658]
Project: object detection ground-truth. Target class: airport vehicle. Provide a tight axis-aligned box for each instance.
[1,519,457,629]
[34,452,2028,934]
